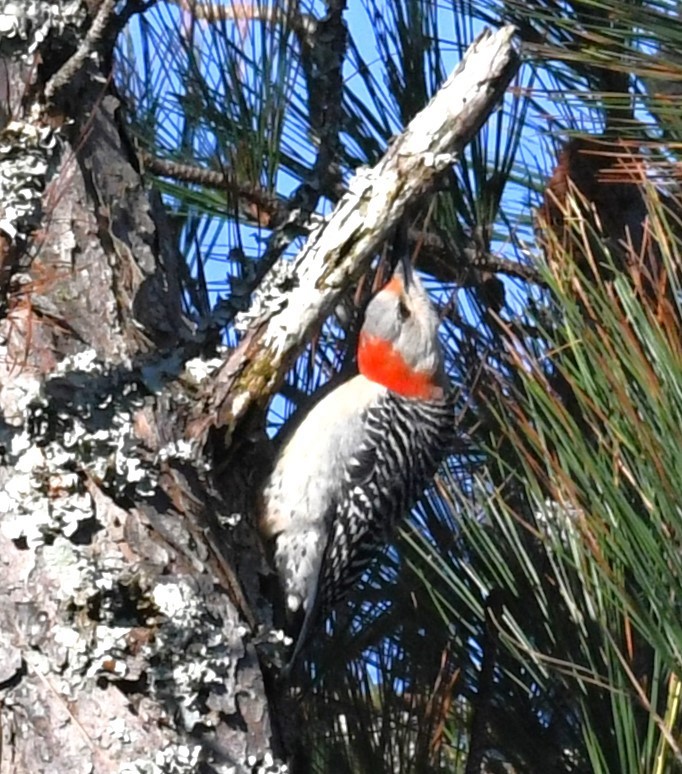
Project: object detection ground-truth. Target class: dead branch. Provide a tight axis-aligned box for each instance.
[45,0,119,101]
[187,25,520,444]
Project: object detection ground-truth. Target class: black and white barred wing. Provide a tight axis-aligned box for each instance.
[317,391,455,615]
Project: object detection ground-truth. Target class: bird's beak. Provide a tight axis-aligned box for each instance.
[399,248,414,290]
[395,224,414,290]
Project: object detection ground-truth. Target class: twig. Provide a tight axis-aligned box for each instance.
[414,230,545,286]
[45,0,118,101]
[140,151,285,226]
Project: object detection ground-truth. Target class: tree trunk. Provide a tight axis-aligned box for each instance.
[0,6,276,772]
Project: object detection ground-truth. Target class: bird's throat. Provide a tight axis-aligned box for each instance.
[357,333,439,399]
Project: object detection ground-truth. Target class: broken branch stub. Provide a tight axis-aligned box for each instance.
[188,25,520,444]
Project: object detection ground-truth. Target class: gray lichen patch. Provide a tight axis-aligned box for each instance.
[145,576,244,730]
[0,353,158,551]
[0,443,96,547]
[0,1,86,52]
[0,120,59,239]
[120,745,203,774]
[234,259,298,337]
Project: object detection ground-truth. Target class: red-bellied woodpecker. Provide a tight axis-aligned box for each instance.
[259,251,453,670]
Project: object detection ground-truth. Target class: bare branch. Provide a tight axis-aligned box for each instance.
[187,25,520,444]
[140,151,283,226]
[45,0,118,101]
[414,230,545,287]
[141,150,542,288]
[299,0,348,206]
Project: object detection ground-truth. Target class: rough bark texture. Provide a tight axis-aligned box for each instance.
[0,4,275,773]
[0,4,518,773]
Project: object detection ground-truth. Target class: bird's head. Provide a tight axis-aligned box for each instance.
[358,258,446,399]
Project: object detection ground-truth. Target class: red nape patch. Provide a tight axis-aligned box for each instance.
[358,333,438,399]
[383,275,404,295]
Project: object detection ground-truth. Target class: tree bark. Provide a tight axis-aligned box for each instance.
[0,5,274,772]
[0,5,518,772]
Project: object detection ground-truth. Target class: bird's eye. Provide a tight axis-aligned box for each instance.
[398,298,411,320]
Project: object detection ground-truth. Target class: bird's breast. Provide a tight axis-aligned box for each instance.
[259,375,386,539]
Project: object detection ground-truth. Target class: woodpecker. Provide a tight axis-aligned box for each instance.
[260,248,453,670]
